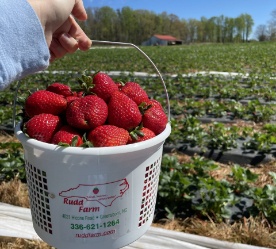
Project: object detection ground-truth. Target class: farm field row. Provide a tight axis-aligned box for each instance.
[48,42,276,75]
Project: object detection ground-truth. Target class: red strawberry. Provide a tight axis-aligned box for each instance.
[120,82,149,105]
[108,91,142,131]
[142,106,168,135]
[87,125,129,147]
[76,91,84,97]
[128,127,156,144]
[51,125,83,146]
[25,114,62,143]
[115,82,123,90]
[140,99,164,111]
[66,95,81,105]
[25,90,67,117]
[46,82,73,97]
[66,91,84,104]
[79,71,118,102]
[66,95,108,130]
[91,72,118,102]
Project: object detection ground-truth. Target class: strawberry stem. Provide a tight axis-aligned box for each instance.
[129,124,145,141]
[78,70,95,94]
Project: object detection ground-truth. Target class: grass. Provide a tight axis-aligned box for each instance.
[0,135,275,248]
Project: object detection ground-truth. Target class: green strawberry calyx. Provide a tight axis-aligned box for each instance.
[138,101,152,115]
[80,133,94,148]
[129,123,145,141]
[78,70,96,94]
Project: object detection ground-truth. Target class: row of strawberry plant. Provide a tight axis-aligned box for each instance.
[170,98,276,123]
[169,74,276,101]
[157,154,276,224]
[0,142,25,181]
[167,115,276,156]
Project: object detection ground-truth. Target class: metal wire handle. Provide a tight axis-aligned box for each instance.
[91,40,171,120]
[13,40,171,129]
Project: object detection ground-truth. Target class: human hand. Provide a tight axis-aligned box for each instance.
[27,0,92,62]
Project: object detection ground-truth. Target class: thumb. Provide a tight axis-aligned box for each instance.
[72,0,87,21]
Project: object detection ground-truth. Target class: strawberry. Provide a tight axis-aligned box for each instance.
[46,82,73,97]
[142,106,168,135]
[79,71,118,102]
[66,95,81,105]
[25,90,67,117]
[51,125,83,146]
[66,91,84,104]
[140,99,164,112]
[66,95,108,130]
[108,91,142,131]
[120,82,149,105]
[128,127,156,144]
[76,91,84,97]
[115,81,123,90]
[87,125,129,147]
[25,114,62,143]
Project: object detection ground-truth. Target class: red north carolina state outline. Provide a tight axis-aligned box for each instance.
[59,178,129,207]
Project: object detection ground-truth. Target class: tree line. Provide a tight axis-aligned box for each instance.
[78,6,254,45]
[255,10,276,41]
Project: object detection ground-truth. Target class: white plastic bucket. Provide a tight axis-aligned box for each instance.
[13,40,171,249]
[15,122,171,249]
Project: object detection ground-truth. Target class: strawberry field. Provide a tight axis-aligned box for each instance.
[1,42,276,247]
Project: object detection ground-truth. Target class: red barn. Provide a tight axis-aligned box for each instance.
[142,34,183,46]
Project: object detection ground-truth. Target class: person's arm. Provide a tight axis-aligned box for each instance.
[0,0,91,90]
[0,0,50,90]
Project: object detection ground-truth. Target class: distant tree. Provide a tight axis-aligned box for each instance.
[241,14,254,41]
[255,25,268,41]
[167,14,186,40]
[197,17,208,42]
[186,19,198,43]
[215,15,225,43]
[224,17,236,42]
[117,7,135,42]
[133,10,157,44]
[234,16,244,42]
[179,19,189,42]
[206,17,217,42]
[158,12,171,35]
[267,10,276,41]
[90,7,118,41]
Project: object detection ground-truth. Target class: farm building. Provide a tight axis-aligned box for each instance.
[142,34,183,46]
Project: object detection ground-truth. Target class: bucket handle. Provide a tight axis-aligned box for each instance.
[91,40,171,121]
[13,40,171,129]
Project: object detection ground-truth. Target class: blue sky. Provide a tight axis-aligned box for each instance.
[83,0,276,35]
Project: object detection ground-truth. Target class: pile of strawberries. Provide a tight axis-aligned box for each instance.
[22,71,168,147]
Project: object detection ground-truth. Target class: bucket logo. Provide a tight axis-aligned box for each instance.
[59,179,129,207]
[93,187,99,195]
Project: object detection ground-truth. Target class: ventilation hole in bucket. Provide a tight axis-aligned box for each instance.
[25,161,53,234]
[138,157,161,227]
